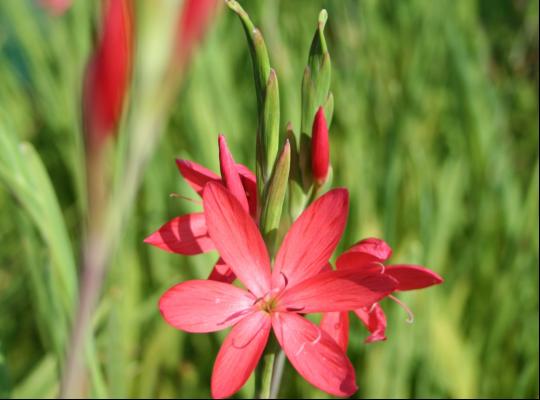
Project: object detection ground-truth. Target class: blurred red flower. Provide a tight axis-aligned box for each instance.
[83,0,132,145]
[174,0,219,69]
[38,0,72,16]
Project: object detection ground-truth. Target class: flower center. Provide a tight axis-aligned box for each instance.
[255,292,279,314]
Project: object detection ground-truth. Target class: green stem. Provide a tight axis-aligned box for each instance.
[256,336,287,399]
[269,350,286,398]
[256,336,278,399]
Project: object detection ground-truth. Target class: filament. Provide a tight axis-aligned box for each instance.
[169,193,202,205]
[217,307,253,326]
[388,295,414,324]
[374,262,386,274]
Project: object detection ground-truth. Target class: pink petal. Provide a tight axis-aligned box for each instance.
[278,269,397,313]
[176,159,220,196]
[354,303,387,343]
[212,312,271,399]
[159,280,254,333]
[218,135,250,212]
[144,213,214,255]
[208,258,236,284]
[386,264,444,291]
[203,182,271,297]
[236,163,258,217]
[336,238,393,269]
[272,312,357,397]
[320,312,349,351]
[272,189,349,288]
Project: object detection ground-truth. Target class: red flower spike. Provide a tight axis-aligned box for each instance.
[321,238,443,347]
[159,183,398,397]
[311,106,330,185]
[83,0,132,145]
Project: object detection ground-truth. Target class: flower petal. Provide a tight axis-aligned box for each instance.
[354,303,387,343]
[208,257,236,284]
[272,312,357,397]
[144,213,214,255]
[386,264,443,291]
[176,158,220,196]
[320,312,349,351]
[203,182,271,297]
[236,163,258,217]
[278,269,397,313]
[218,135,250,212]
[159,280,254,333]
[272,189,349,288]
[212,312,271,399]
[336,237,393,270]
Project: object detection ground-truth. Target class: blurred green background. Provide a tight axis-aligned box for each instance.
[0,0,538,398]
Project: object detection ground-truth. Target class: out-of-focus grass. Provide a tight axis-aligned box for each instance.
[0,0,538,398]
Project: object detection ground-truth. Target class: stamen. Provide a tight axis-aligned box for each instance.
[388,295,414,324]
[285,306,305,313]
[169,193,202,205]
[280,272,289,289]
[374,262,386,274]
[217,307,253,326]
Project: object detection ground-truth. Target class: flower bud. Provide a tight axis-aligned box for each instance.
[83,0,132,146]
[311,106,329,185]
[174,0,219,68]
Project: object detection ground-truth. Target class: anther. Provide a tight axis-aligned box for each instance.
[169,193,202,205]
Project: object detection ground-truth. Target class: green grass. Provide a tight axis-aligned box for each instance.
[0,0,538,398]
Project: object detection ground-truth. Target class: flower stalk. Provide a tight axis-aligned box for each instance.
[256,335,279,399]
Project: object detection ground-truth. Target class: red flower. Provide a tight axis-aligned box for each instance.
[321,238,443,348]
[159,184,397,398]
[311,106,330,185]
[144,135,256,282]
[83,0,132,145]
[174,0,219,68]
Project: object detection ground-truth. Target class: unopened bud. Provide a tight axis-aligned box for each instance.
[311,107,329,185]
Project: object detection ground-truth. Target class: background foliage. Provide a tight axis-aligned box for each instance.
[0,0,538,398]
